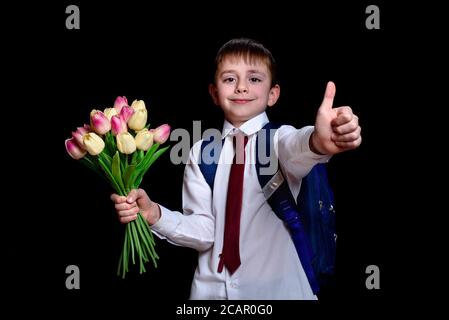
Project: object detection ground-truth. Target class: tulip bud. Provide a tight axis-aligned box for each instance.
[90,110,111,135]
[135,129,154,151]
[153,124,171,144]
[111,115,127,136]
[128,109,147,131]
[65,138,87,160]
[83,132,105,155]
[71,125,90,148]
[116,132,136,154]
[131,99,147,111]
[120,106,135,123]
[103,107,118,120]
[114,96,128,113]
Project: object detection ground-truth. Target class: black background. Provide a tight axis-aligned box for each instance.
[4,0,421,316]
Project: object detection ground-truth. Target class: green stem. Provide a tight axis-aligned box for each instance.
[131,222,144,273]
[135,216,153,263]
[122,226,128,278]
[137,214,159,265]
[128,224,135,265]
[117,246,123,277]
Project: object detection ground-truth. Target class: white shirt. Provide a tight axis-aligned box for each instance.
[151,112,330,300]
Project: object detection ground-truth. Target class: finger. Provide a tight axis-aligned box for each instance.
[319,81,336,111]
[332,118,359,135]
[128,188,149,204]
[331,107,354,126]
[120,214,138,224]
[331,126,361,142]
[115,201,137,211]
[127,188,148,203]
[335,136,362,149]
[111,193,127,203]
[126,189,138,203]
[118,206,140,217]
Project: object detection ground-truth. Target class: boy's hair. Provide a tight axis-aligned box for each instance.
[214,38,278,87]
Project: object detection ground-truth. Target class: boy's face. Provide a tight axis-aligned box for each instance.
[209,57,280,127]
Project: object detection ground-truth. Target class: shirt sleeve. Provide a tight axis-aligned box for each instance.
[150,140,215,252]
[275,125,332,199]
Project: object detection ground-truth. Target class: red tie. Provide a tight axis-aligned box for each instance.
[218,133,248,274]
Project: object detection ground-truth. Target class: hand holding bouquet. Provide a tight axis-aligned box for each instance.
[65,96,170,278]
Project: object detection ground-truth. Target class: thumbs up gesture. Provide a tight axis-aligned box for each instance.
[310,81,362,155]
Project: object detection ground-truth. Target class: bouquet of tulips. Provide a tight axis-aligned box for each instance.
[65,96,170,278]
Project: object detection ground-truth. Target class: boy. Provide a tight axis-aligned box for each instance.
[111,38,361,299]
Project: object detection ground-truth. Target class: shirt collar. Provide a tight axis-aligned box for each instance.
[222,112,269,138]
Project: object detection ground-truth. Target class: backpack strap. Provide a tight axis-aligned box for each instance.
[199,134,224,190]
[255,122,320,294]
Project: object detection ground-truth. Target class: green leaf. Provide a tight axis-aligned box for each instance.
[137,150,144,162]
[100,151,112,168]
[119,153,126,175]
[133,144,159,175]
[147,145,170,168]
[127,144,159,188]
[131,151,139,165]
[109,133,117,156]
[131,145,170,189]
[98,155,123,194]
[137,145,170,180]
[112,151,125,193]
[123,164,137,191]
[80,157,101,175]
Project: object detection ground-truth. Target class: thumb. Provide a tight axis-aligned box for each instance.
[319,81,336,111]
[127,188,148,204]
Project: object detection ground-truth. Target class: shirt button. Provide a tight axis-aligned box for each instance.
[230,282,238,288]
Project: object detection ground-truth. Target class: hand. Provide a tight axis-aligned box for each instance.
[311,81,362,155]
[110,189,161,225]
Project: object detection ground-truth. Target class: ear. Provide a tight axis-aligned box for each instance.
[267,84,280,107]
[209,84,219,105]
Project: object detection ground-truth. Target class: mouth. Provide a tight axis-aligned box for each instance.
[230,99,254,105]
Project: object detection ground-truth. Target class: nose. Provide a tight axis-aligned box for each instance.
[235,81,248,94]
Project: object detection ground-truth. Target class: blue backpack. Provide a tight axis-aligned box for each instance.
[198,122,336,294]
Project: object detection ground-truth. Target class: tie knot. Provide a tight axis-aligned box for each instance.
[232,132,248,147]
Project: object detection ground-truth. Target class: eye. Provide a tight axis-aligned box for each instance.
[223,77,236,83]
[249,77,262,83]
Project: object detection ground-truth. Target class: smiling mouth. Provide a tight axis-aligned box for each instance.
[231,99,253,104]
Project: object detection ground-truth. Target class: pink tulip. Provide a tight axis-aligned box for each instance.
[152,124,171,144]
[90,110,111,135]
[120,106,135,123]
[65,138,87,160]
[71,125,90,148]
[111,115,127,136]
[114,96,129,113]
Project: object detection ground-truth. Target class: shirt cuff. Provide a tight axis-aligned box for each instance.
[150,204,180,239]
[300,126,332,163]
